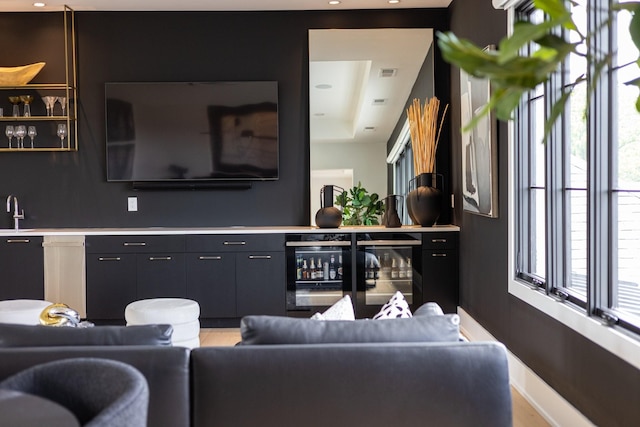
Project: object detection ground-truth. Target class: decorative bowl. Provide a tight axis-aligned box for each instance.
[0,62,46,86]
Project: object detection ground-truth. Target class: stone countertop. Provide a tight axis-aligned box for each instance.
[0,224,459,236]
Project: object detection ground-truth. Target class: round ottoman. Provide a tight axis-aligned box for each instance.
[125,298,200,348]
[0,300,53,325]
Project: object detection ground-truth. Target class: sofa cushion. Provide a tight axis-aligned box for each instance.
[310,295,355,321]
[239,313,460,345]
[372,291,413,319]
[0,324,173,348]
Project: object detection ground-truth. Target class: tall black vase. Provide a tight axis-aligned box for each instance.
[406,173,442,227]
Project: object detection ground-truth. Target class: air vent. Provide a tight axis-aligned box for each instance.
[372,98,388,106]
[363,126,376,131]
[379,68,397,78]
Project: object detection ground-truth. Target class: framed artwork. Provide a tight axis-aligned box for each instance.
[460,46,499,218]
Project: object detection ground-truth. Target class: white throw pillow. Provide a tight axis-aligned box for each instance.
[311,294,355,321]
[373,291,413,319]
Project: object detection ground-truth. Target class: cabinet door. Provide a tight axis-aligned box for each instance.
[186,253,236,318]
[86,253,137,320]
[137,253,186,299]
[422,249,459,314]
[0,236,44,300]
[236,252,286,316]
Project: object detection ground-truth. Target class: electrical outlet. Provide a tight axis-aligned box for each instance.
[128,197,138,212]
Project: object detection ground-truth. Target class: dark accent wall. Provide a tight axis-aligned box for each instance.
[449,1,640,426]
[0,9,449,229]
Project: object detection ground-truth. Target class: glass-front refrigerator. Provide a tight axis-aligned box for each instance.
[355,232,422,318]
[285,234,352,317]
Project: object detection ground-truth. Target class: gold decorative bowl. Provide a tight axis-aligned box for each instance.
[0,62,46,86]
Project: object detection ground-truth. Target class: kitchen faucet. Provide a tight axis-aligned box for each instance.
[6,195,24,231]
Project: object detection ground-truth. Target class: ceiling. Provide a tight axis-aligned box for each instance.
[0,0,452,12]
[2,0,449,148]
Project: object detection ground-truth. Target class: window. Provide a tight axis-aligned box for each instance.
[514,0,640,336]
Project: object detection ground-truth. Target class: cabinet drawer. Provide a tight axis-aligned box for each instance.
[85,235,185,253]
[186,234,285,253]
[421,233,458,250]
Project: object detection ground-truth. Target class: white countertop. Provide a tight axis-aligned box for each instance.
[0,224,459,236]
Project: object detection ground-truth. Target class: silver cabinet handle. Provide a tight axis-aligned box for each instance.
[431,238,447,243]
[98,257,121,261]
[431,253,447,257]
[123,242,146,246]
[248,255,272,260]
[149,256,172,261]
[356,239,421,246]
[224,241,246,246]
[6,239,30,243]
[199,256,222,260]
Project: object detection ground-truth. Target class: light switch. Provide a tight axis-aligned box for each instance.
[128,197,138,212]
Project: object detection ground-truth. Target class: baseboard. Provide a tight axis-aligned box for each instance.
[458,307,595,427]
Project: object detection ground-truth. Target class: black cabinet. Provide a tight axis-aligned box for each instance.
[0,236,44,300]
[185,234,286,319]
[85,235,186,321]
[422,232,459,313]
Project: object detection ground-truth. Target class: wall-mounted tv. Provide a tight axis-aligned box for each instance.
[105,81,279,183]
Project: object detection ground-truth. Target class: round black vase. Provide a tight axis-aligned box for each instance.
[406,173,442,227]
[315,207,342,228]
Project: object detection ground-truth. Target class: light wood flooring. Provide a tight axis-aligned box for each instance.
[199,328,550,427]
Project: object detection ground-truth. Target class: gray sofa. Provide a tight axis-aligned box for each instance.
[0,318,513,427]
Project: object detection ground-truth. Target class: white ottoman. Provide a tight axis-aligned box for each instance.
[125,298,201,348]
[0,299,53,325]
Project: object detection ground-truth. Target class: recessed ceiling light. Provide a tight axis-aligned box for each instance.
[328,1,341,5]
[388,0,400,4]
[33,2,46,6]
[315,84,333,89]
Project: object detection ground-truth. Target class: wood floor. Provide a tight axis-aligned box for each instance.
[199,328,550,427]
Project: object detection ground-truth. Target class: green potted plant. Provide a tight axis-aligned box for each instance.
[335,182,384,226]
[436,0,640,140]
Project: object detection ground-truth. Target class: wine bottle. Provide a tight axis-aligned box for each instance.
[329,254,336,280]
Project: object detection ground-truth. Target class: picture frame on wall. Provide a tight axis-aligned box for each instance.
[460,45,499,218]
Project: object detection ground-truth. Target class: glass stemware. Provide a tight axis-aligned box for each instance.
[5,125,14,149]
[56,123,67,149]
[27,126,37,149]
[57,97,67,117]
[42,96,58,117]
[15,125,26,149]
[8,96,21,117]
[20,95,34,117]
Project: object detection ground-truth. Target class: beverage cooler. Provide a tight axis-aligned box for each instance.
[355,233,423,318]
[285,234,352,317]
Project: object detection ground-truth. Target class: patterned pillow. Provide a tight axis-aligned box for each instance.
[311,295,355,321]
[373,291,413,319]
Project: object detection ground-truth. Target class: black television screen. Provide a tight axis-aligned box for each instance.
[105,81,279,182]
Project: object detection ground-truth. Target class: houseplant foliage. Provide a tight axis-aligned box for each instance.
[436,0,640,142]
[335,182,384,226]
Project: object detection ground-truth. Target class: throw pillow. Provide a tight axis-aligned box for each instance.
[372,291,413,319]
[310,295,355,321]
[239,313,460,345]
[0,323,173,347]
[413,302,445,317]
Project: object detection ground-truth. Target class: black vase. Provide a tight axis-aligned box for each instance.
[382,195,403,228]
[406,173,442,227]
[315,185,343,228]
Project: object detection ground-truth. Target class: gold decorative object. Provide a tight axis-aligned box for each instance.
[39,303,80,327]
[0,62,46,86]
[406,97,449,175]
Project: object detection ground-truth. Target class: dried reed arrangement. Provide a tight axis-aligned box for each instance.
[406,97,449,175]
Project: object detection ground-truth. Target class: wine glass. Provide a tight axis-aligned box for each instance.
[5,125,14,149]
[8,96,21,117]
[27,126,37,149]
[20,95,34,117]
[57,97,67,117]
[42,96,57,116]
[56,123,67,148]
[15,125,26,149]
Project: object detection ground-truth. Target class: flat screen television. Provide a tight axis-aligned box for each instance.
[105,81,279,183]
